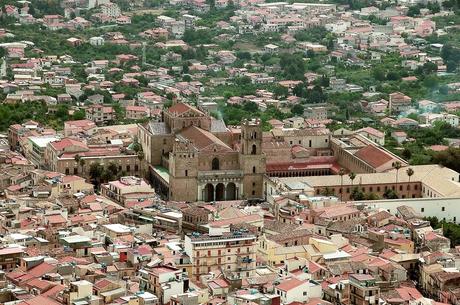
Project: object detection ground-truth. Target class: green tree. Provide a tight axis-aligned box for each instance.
[406,168,414,182]
[393,161,402,186]
[349,172,356,186]
[273,85,289,99]
[383,188,398,199]
[291,104,304,116]
[350,187,365,201]
[280,53,306,80]
[89,162,104,186]
[372,67,386,81]
[441,44,460,72]
[423,75,439,89]
[407,5,421,16]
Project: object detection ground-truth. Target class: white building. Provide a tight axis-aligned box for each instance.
[139,265,185,304]
[275,278,322,304]
[420,113,459,127]
[355,127,385,146]
[101,3,121,17]
[89,36,105,46]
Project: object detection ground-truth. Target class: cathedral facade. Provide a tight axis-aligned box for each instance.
[138,102,266,202]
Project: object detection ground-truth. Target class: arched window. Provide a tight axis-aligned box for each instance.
[251,144,257,155]
[212,158,220,170]
[253,166,256,174]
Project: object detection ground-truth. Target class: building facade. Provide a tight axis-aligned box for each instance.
[138,102,266,202]
[184,232,257,280]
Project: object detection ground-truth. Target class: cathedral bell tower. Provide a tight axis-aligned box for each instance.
[239,119,266,201]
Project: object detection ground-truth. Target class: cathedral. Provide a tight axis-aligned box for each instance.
[138,102,266,202]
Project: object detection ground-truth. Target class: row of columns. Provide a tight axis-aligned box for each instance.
[200,182,239,202]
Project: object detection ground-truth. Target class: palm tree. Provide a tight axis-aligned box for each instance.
[393,161,402,183]
[349,172,356,186]
[392,161,402,197]
[339,168,345,201]
[406,168,414,183]
[79,158,86,176]
[137,150,145,177]
[74,154,81,174]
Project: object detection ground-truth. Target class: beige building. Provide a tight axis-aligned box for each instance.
[184,232,257,280]
[349,274,380,305]
[101,176,156,204]
[138,102,266,202]
[86,105,115,124]
[126,106,150,120]
[44,138,141,179]
[275,164,460,201]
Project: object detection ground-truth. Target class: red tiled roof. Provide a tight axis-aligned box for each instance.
[94,278,113,290]
[28,262,56,278]
[396,286,423,301]
[50,138,87,151]
[25,278,53,291]
[179,126,232,152]
[46,214,66,224]
[167,102,196,115]
[354,145,393,168]
[0,247,24,255]
[22,295,62,305]
[41,284,65,298]
[276,278,306,292]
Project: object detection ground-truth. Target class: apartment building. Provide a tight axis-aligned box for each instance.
[184,231,257,280]
[349,274,380,305]
[101,2,121,17]
[126,105,150,120]
[44,138,141,179]
[0,247,25,271]
[139,265,185,304]
[27,135,60,167]
[101,176,156,204]
[86,105,115,124]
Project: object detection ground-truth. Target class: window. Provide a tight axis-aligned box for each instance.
[253,166,256,174]
[127,165,131,172]
[303,292,307,296]
[309,140,312,147]
[251,144,257,155]
[399,185,403,191]
[252,190,255,195]
[421,208,424,212]
[185,170,188,177]
[212,158,220,170]
[442,207,445,211]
